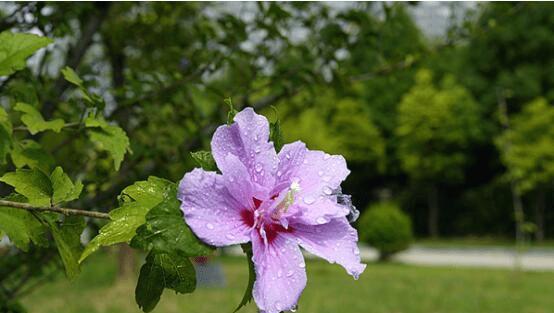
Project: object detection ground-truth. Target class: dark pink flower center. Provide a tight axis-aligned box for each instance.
[241,197,293,244]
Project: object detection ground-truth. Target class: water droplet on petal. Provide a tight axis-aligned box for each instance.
[303,196,315,205]
[254,134,259,141]
[286,153,291,159]
[277,170,282,177]
[277,270,283,278]
[324,154,331,160]
[353,247,360,255]
[298,262,306,268]
[206,223,214,230]
[323,176,332,182]
[255,163,263,172]
[316,216,327,224]
[286,270,294,277]
[229,177,235,182]
[322,186,333,195]
[226,234,235,240]
[318,171,323,176]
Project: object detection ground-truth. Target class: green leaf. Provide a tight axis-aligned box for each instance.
[130,184,213,257]
[0,107,12,164]
[190,151,217,171]
[14,102,65,134]
[270,118,283,152]
[10,139,55,173]
[234,243,255,313]
[46,216,85,279]
[0,168,52,206]
[85,116,131,170]
[61,67,84,88]
[79,177,174,263]
[0,195,48,251]
[135,251,196,313]
[61,66,95,104]
[225,97,237,125]
[50,167,83,204]
[0,31,52,76]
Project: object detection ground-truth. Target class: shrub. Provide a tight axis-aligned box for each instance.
[358,201,413,261]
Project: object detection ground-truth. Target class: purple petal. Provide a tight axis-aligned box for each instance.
[211,108,277,193]
[277,142,351,224]
[178,168,251,247]
[252,233,306,313]
[286,217,366,279]
[218,153,254,206]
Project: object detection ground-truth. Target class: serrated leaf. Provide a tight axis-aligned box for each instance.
[234,243,255,313]
[270,119,283,152]
[10,139,55,173]
[14,102,65,134]
[61,66,84,88]
[50,166,83,204]
[190,151,217,171]
[0,31,52,76]
[79,177,174,263]
[85,116,131,170]
[130,185,213,257]
[135,251,196,313]
[0,195,48,251]
[0,168,52,206]
[0,107,12,164]
[46,216,85,279]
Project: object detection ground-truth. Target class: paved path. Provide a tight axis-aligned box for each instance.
[357,245,554,271]
[227,245,554,271]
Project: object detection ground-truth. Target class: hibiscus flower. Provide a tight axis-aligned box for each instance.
[178,108,366,313]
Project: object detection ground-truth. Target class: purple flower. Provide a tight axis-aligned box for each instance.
[178,108,366,313]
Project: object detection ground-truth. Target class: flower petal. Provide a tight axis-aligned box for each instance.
[286,217,366,279]
[218,153,254,206]
[252,233,307,313]
[211,108,277,192]
[277,142,351,224]
[178,168,251,247]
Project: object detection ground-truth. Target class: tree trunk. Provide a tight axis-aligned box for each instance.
[534,189,545,242]
[427,185,439,238]
[117,244,136,279]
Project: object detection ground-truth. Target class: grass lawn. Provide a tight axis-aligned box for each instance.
[21,251,554,313]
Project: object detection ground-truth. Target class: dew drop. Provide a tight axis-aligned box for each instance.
[323,176,332,182]
[322,186,333,195]
[255,163,263,172]
[303,196,315,205]
[298,262,306,268]
[286,153,291,159]
[206,223,214,230]
[303,159,308,164]
[323,154,331,160]
[277,170,282,177]
[286,270,294,277]
[254,134,259,141]
[277,270,283,278]
[318,170,323,176]
[226,234,235,240]
[229,177,235,182]
[353,247,360,256]
[316,217,327,224]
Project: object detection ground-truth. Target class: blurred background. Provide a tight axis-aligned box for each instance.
[1,2,554,313]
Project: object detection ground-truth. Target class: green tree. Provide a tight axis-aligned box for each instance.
[395,69,484,237]
[496,99,554,241]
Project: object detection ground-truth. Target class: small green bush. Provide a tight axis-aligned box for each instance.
[358,201,413,261]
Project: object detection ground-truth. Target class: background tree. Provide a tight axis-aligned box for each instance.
[496,99,554,241]
[395,69,484,237]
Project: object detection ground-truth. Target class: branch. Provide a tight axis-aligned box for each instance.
[0,200,110,219]
[12,122,81,132]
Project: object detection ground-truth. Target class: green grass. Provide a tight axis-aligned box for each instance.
[20,251,554,313]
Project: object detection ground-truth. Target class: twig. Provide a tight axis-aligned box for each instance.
[0,200,110,219]
[12,122,81,132]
